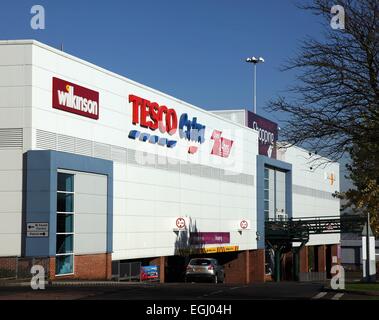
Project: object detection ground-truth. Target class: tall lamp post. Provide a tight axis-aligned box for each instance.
[246,56,265,114]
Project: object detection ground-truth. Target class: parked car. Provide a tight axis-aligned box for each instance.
[185,258,225,283]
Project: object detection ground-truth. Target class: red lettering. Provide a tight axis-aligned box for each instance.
[128,95,179,134]
[158,105,168,133]
[149,102,160,130]
[166,109,178,135]
[140,99,151,128]
[129,95,142,125]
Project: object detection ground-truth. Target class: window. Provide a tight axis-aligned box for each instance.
[264,168,270,221]
[56,172,74,275]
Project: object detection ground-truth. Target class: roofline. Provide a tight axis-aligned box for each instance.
[0,39,258,135]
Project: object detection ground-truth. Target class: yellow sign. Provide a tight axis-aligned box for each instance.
[200,245,239,254]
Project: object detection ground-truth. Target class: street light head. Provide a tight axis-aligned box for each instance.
[246,56,264,64]
[246,56,257,63]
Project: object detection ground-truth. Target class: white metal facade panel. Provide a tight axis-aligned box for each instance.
[62,170,108,255]
[280,145,340,245]
[0,41,259,260]
[0,150,23,256]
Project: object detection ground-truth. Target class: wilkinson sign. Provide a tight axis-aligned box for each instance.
[52,77,99,120]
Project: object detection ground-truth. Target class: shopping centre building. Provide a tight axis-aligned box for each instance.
[0,40,340,282]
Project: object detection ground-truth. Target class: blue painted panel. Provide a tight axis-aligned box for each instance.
[256,155,293,249]
[25,150,113,257]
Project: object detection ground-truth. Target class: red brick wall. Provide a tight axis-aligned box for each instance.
[50,253,111,280]
[150,256,166,283]
[317,245,326,272]
[331,244,340,264]
[0,257,17,278]
[221,250,265,284]
[223,251,247,284]
[249,249,265,283]
[299,246,308,272]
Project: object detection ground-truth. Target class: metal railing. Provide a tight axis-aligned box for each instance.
[112,261,141,281]
[0,257,49,280]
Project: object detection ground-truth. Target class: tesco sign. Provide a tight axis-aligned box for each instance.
[128,95,206,152]
[52,77,99,120]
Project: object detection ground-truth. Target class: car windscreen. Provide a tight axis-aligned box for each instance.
[189,259,212,266]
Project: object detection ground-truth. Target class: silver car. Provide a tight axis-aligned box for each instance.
[185,258,225,283]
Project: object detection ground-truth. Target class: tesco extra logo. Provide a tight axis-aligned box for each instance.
[52,77,99,120]
[128,95,206,154]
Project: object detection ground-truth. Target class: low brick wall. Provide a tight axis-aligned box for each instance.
[50,253,111,280]
[0,257,50,280]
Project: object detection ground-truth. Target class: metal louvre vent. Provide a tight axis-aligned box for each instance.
[190,163,201,176]
[293,184,335,200]
[127,148,138,165]
[167,160,180,173]
[180,161,190,175]
[111,146,127,163]
[0,128,23,149]
[75,138,93,157]
[156,155,168,170]
[36,129,56,150]
[94,142,111,160]
[34,129,255,186]
[57,134,75,154]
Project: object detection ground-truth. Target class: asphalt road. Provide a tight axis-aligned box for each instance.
[0,281,372,300]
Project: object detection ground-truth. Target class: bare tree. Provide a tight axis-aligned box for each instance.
[268,0,379,163]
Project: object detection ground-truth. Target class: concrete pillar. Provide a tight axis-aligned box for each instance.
[317,245,326,273]
[330,244,340,277]
[299,246,308,273]
[150,256,166,283]
[331,244,340,264]
[159,256,166,284]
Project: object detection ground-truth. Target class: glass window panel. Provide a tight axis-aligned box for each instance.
[57,214,73,233]
[57,193,74,212]
[56,234,73,254]
[264,168,269,179]
[264,190,269,200]
[264,200,269,211]
[264,179,269,189]
[57,173,74,192]
[56,255,73,275]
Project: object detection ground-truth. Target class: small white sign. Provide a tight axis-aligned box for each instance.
[27,223,49,237]
[173,217,189,231]
[238,219,251,231]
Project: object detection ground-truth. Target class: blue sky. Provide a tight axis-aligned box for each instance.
[0,0,354,188]
[0,0,327,124]
[1,0,352,189]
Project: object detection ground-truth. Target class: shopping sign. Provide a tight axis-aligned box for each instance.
[247,112,278,159]
[52,77,99,119]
